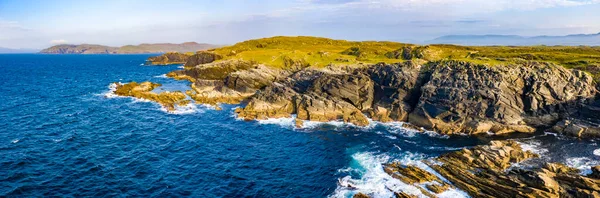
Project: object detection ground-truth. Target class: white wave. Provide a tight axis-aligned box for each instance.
[566,157,600,175]
[543,132,558,137]
[516,140,548,155]
[302,119,358,129]
[154,74,168,78]
[254,115,360,130]
[256,116,297,128]
[131,97,153,103]
[160,103,204,115]
[379,122,449,139]
[329,152,468,198]
[177,65,185,69]
[594,149,600,156]
[101,83,123,98]
[329,152,424,198]
[11,139,19,144]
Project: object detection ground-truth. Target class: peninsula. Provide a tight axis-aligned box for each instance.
[39,42,219,54]
[112,36,600,197]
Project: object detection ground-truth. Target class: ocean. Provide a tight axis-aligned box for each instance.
[0,54,598,197]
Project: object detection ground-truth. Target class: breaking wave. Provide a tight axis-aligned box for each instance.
[328,152,468,198]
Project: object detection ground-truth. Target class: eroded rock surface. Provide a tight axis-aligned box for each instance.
[146,52,190,65]
[409,61,597,135]
[552,99,600,138]
[380,140,600,198]
[112,82,190,111]
[147,49,599,136]
[184,51,223,67]
[236,61,597,132]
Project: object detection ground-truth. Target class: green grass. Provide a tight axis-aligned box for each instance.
[199,36,600,79]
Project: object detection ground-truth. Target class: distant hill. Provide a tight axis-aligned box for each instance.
[40,42,219,54]
[428,32,600,46]
[0,47,40,54]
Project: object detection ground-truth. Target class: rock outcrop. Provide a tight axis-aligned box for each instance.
[236,61,597,132]
[167,59,289,108]
[184,51,223,67]
[237,66,373,126]
[146,44,598,136]
[112,82,190,111]
[146,52,191,65]
[552,99,600,138]
[409,61,596,135]
[380,140,600,197]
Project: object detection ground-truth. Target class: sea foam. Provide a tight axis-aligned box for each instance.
[517,140,548,155]
[154,74,168,78]
[102,83,123,98]
[329,152,469,198]
[566,157,600,175]
[160,103,204,115]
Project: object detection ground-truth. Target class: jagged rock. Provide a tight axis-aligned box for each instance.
[146,52,190,65]
[363,62,424,122]
[236,83,298,120]
[383,140,600,197]
[409,61,597,135]
[384,164,441,184]
[236,61,597,135]
[112,82,189,111]
[394,192,418,198]
[552,99,600,138]
[352,192,370,198]
[294,118,304,128]
[165,55,598,136]
[184,51,223,67]
[237,68,372,126]
[224,65,290,93]
[591,166,600,179]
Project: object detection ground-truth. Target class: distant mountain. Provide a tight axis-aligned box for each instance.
[428,32,600,46]
[40,42,219,54]
[0,47,39,54]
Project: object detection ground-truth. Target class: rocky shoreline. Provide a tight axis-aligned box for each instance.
[379,140,600,197]
[110,37,600,197]
[140,50,600,138]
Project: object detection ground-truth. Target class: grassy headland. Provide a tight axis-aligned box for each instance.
[199,36,600,79]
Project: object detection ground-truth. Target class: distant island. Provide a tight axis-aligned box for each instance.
[39,42,219,54]
[429,32,600,46]
[0,47,40,54]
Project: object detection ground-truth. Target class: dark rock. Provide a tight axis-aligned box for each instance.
[409,61,597,135]
[184,51,223,67]
[146,52,190,65]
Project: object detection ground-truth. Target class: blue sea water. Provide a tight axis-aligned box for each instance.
[0,54,598,197]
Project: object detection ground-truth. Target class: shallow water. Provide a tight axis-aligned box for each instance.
[0,54,598,197]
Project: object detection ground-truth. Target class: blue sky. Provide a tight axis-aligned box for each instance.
[1,0,600,49]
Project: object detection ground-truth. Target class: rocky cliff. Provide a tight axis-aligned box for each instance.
[233,61,597,136]
[144,36,600,138]
[146,52,191,65]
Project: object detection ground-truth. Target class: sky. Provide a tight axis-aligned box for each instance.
[1,0,600,49]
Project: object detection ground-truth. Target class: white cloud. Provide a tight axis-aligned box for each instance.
[50,39,68,44]
[0,20,30,31]
[301,0,600,12]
